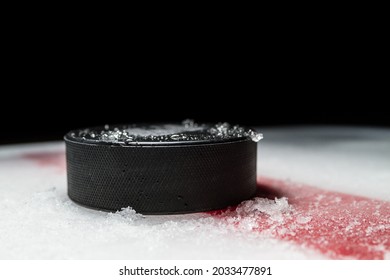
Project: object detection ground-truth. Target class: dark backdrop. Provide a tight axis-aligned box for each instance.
[0,97,388,145]
[1,68,388,145]
[1,30,388,145]
[1,11,389,145]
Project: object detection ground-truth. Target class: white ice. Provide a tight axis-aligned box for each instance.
[0,126,389,259]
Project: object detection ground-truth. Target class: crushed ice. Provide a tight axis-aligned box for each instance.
[108,207,143,222]
[236,197,291,222]
[208,122,263,142]
[70,119,263,144]
[213,197,293,232]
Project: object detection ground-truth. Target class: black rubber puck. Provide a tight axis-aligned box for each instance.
[64,122,260,214]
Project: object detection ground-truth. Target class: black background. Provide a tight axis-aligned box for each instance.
[1,93,388,145]
[1,22,388,145]
[0,63,388,145]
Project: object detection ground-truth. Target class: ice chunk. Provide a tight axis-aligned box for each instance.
[208,123,263,142]
[236,197,291,222]
[108,207,143,223]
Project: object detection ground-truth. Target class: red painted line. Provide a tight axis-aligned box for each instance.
[211,177,390,259]
[23,151,66,172]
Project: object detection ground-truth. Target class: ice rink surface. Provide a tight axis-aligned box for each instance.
[0,127,389,259]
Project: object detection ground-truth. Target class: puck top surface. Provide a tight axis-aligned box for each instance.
[65,120,263,146]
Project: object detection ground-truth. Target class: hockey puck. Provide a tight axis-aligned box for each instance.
[64,121,261,214]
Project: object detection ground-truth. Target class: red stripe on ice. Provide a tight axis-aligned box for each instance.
[23,152,66,172]
[211,177,390,259]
